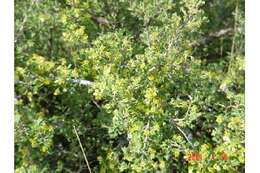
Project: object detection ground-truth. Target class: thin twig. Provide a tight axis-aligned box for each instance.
[143,121,150,147]
[190,27,233,47]
[71,79,93,86]
[92,100,101,109]
[172,118,185,122]
[231,1,239,58]
[73,126,92,173]
[141,121,150,161]
[15,78,93,87]
[176,126,193,148]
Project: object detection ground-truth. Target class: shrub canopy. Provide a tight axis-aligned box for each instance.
[15,0,244,172]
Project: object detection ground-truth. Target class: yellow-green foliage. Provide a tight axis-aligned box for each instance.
[15,0,244,172]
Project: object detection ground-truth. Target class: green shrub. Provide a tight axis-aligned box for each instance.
[15,0,244,172]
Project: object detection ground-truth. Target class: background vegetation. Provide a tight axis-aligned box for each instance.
[15,0,244,172]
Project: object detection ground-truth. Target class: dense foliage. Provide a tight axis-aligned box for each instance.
[15,0,244,172]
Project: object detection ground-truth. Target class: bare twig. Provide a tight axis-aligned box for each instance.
[190,27,233,47]
[210,28,233,38]
[71,79,93,86]
[15,78,93,87]
[73,126,92,173]
[91,16,110,26]
[171,118,185,122]
[141,121,150,160]
[231,2,239,58]
[176,126,194,148]
[92,100,101,109]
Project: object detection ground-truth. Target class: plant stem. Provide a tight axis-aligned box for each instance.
[73,125,92,173]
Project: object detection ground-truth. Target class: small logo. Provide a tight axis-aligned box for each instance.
[187,152,228,161]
